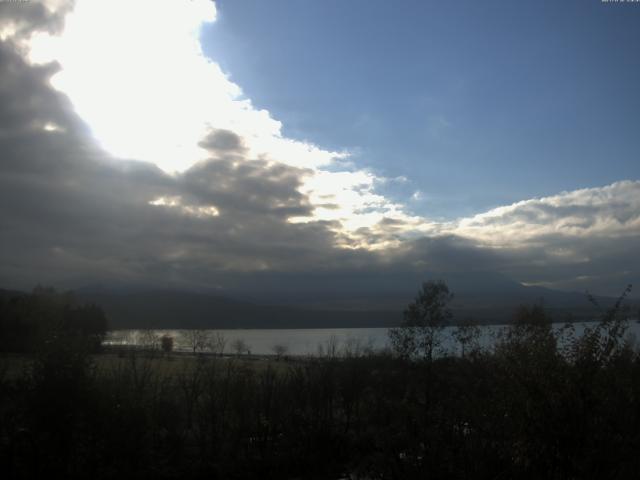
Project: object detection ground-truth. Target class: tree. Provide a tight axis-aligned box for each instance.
[453,318,481,358]
[569,284,633,368]
[495,302,557,364]
[181,329,211,354]
[139,329,160,350]
[232,338,248,356]
[317,335,339,358]
[161,334,174,354]
[272,343,288,360]
[0,287,107,353]
[388,280,453,361]
[211,331,227,356]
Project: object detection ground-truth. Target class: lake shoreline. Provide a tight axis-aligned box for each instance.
[104,319,640,357]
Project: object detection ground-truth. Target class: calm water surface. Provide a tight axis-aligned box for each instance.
[106,321,640,356]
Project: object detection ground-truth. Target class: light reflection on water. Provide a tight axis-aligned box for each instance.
[105,320,640,356]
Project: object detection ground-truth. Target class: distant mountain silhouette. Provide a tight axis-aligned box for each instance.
[2,272,627,329]
[432,271,615,322]
[73,272,623,329]
[74,288,401,329]
[220,271,618,324]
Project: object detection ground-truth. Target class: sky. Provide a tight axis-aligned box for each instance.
[204,0,640,219]
[0,0,639,300]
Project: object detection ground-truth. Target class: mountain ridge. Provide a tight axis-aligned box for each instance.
[2,272,630,329]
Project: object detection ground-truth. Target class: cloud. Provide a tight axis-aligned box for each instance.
[448,182,640,293]
[20,0,425,245]
[0,0,638,299]
[0,18,373,289]
[0,0,72,43]
[456,181,640,243]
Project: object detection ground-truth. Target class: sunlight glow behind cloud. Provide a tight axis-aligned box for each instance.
[24,0,423,245]
[27,0,345,174]
[29,0,220,172]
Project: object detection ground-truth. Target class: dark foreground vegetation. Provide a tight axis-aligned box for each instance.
[1,285,640,479]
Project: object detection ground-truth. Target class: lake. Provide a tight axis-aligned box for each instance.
[105,320,640,356]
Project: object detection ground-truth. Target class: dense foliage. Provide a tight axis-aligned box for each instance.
[0,287,107,353]
[0,284,638,479]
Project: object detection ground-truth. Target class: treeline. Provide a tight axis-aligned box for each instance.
[1,284,640,478]
[0,286,107,353]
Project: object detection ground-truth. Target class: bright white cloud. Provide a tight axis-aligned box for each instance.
[23,0,418,246]
[25,0,342,175]
[454,180,640,246]
[149,196,220,218]
[28,0,221,172]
